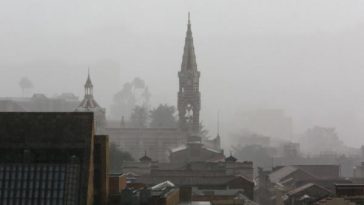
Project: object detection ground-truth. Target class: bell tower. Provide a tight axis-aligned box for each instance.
[178,13,201,134]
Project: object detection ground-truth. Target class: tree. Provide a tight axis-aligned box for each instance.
[110,77,151,120]
[109,143,134,173]
[299,126,347,155]
[129,105,149,128]
[142,87,151,109]
[150,104,177,128]
[132,77,145,89]
[19,77,33,97]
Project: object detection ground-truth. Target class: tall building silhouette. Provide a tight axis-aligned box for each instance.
[106,14,221,162]
[178,13,201,134]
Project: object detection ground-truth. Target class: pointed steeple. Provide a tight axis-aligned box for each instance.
[178,13,201,133]
[139,151,152,162]
[75,69,106,134]
[85,68,93,96]
[181,12,198,71]
[86,69,92,86]
[188,12,191,24]
[225,151,237,162]
[77,69,100,109]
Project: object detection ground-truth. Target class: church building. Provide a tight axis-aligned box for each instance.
[106,14,222,162]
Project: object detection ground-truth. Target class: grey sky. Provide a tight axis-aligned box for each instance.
[1,0,364,147]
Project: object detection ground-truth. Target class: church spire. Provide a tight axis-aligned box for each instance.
[181,12,197,71]
[77,69,100,109]
[178,13,201,133]
[217,111,220,137]
[76,68,106,134]
[188,12,190,22]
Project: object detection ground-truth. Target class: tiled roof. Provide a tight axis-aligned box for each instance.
[135,175,253,187]
[77,96,101,110]
[286,183,332,196]
[269,166,298,183]
[225,155,237,162]
[139,155,152,162]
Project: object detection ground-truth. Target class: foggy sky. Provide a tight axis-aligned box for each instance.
[1,0,364,148]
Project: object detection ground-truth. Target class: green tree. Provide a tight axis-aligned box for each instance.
[150,104,177,128]
[129,105,149,128]
[109,143,134,173]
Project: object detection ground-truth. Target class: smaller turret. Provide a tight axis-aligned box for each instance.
[225,151,237,163]
[139,151,152,162]
[75,69,106,133]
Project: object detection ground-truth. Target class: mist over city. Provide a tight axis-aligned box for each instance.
[1,1,364,204]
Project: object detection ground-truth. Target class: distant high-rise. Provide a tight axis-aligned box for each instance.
[178,13,201,134]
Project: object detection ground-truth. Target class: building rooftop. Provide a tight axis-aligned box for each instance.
[286,183,331,196]
[269,166,298,183]
[0,112,95,205]
[135,175,253,187]
[0,112,93,147]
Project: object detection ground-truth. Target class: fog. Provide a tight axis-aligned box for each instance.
[1,0,364,148]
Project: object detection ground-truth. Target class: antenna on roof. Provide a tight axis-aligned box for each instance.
[217,110,220,136]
